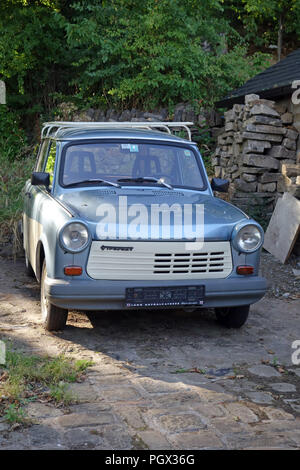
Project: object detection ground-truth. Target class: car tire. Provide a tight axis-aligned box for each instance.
[41,261,68,331]
[215,305,250,328]
[25,251,35,277]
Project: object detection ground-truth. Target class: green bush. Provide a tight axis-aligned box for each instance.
[0,107,34,240]
[0,0,271,114]
[63,0,270,109]
[0,152,35,242]
[0,106,27,160]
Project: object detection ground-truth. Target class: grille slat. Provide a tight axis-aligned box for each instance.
[153,250,227,275]
[87,241,233,280]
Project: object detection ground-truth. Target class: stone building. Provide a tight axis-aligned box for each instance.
[214,49,300,217]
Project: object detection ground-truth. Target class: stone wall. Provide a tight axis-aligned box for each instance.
[212,94,300,216]
[56,102,222,141]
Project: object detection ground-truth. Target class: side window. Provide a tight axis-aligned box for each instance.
[45,141,57,185]
[179,150,203,187]
[35,139,50,172]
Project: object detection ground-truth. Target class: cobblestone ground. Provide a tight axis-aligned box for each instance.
[0,256,299,450]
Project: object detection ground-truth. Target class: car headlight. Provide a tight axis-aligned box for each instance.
[59,222,90,253]
[233,224,263,253]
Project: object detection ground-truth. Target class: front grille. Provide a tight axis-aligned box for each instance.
[86,241,233,280]
[153,251,227,274]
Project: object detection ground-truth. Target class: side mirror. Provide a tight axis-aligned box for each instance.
[211,177,229,193]
[31,172,50,188]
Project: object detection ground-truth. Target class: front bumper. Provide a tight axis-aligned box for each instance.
[45,276,267,311]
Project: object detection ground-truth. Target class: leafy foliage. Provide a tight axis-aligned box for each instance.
[0,137,35,242]
[0,0,71,116]
[0,106,27,160]
[242,0,300,36]
[0,0,271,114]
[223,0,300,56]
[0,107,33,241]
[62,0,270,109]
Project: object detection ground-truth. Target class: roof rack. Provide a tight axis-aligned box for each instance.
[42,121,194,141]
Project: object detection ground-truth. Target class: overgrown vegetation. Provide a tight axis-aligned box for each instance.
[0,107,35,242]
[0,343,92,425]
[2,0,300,125]
[224,0,300,61]
[0,0,273,115]
[3,0,299,116]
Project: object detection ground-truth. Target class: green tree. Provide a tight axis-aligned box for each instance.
[0,0,71,118]
[245,0,300,60]
[0,0,271,118]
[62,0,269,109]
[223,0,300,60]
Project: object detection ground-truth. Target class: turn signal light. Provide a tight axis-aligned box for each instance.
[236,265,254,275]
[64,266,83,276]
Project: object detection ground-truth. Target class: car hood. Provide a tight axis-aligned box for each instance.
[58,188,248,240]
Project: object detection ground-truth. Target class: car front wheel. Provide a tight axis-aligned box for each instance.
[41,261,68,331]
[215,305,250,328]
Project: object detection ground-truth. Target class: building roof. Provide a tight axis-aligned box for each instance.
[216,48,300,108]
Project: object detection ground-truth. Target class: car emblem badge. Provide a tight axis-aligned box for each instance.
[101,245,134,252]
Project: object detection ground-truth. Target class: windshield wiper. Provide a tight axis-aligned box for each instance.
[117,176,173,189]
[64,178,121,188]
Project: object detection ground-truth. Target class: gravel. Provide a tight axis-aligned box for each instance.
[260,250,300,300]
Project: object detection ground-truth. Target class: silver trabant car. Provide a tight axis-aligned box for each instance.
[22,121,267,331]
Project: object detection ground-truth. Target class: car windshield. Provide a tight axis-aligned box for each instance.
[61,142,205,189]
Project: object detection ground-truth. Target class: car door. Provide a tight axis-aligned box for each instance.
[23,138,51,270]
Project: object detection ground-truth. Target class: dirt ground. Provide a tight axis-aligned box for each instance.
[0,251,299,450]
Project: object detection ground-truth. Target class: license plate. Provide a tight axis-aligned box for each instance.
[125,285,205,308]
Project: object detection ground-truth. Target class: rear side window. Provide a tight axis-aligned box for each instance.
[41,141,58,186]
[35,139,50,172]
